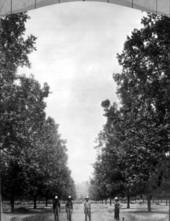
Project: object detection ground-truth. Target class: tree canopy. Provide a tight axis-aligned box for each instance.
[0,13,75,212]
[90,13,170,212]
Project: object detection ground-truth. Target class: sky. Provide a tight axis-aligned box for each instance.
[18,2,145,184]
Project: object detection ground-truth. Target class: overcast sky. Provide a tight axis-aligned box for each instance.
[18,2,145,184]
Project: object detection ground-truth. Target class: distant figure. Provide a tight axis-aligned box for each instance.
[53,196,60,221]
[114,197,122,221]
[65,196,73,221]
[84,196,91,221]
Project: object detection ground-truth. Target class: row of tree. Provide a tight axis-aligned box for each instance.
[89,13,170,211]
[0,13,76,212]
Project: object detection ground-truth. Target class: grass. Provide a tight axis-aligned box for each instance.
[2,204,52,221]
[22,213,50,221]
[125,213,168,221]
[120,203,169,221]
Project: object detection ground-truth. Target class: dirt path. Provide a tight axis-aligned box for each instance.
[48,203,125,221]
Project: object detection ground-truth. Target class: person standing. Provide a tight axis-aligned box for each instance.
[53,196,60,221]
[113,197,122,221]
[65,196,73,221]
[84,196,91,221]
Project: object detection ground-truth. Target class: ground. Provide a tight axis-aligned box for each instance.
[1,201,169,221]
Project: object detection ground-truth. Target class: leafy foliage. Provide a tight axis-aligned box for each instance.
[90,14,170,211]
[0,13,75,211]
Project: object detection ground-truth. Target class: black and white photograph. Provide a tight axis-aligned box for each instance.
[0,1,170,221]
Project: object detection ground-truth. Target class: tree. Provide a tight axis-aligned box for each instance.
[1,74,49,211]
[0,13,36,212]
[0,13,76,211]
[26,116,76,207]
[0,12,36,147]
[91,13,170,212]
[113,14,170,211]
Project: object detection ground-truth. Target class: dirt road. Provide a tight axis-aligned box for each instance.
[48,203,125,221]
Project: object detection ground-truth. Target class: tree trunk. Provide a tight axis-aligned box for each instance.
[105,199,107,204]
[0,193,2,212]
[110,198,112,205]
[127,195,130,208]
[10,195,14,213]
[33,196,37,209]
[46,198,48,207]
[147,195,152,212]
[126,186,130,208]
